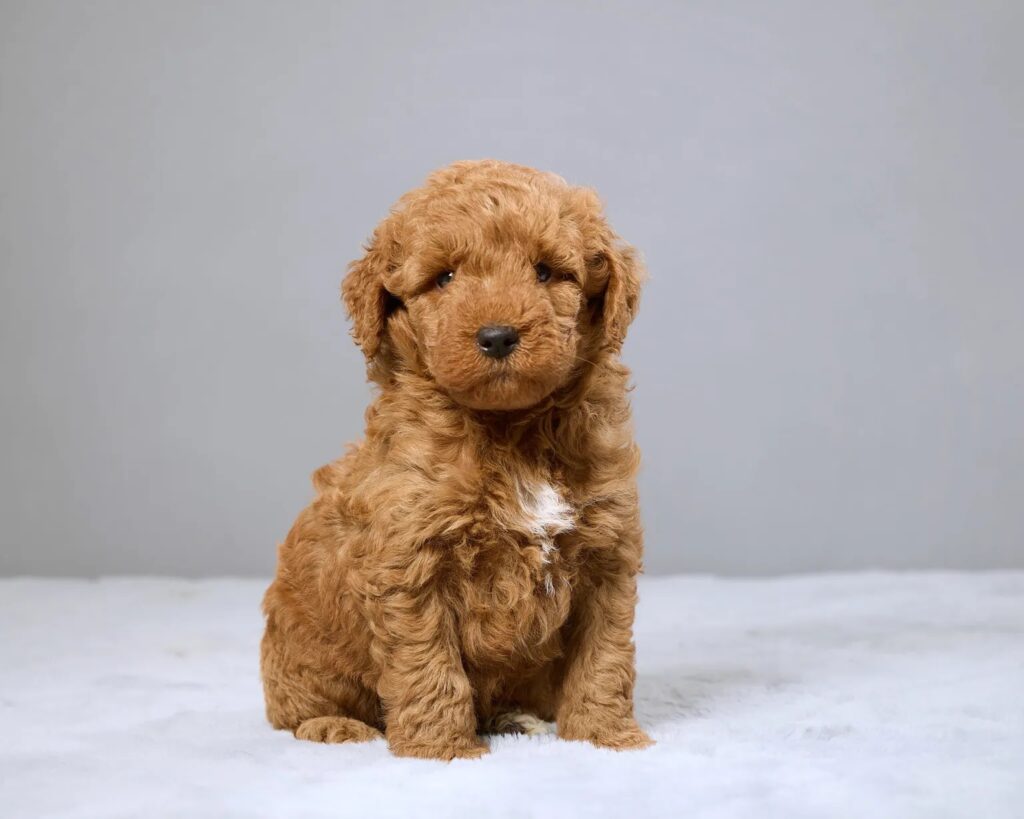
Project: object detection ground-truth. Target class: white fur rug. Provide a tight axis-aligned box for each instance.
[2,573,1022,818]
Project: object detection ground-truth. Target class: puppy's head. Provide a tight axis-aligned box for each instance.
[343,160,642,411]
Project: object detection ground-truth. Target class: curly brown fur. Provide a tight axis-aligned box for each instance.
[261,160,651,759]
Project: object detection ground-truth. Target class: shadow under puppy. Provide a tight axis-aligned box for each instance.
[261,160,651,759]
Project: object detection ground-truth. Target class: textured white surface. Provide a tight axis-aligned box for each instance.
[2,573,1022,818]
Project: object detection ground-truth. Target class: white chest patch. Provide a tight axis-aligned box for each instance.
[517,482,575,595]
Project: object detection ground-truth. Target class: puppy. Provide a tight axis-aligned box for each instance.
[261,160,650,759]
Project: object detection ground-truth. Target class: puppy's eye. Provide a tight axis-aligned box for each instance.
[535,262,553,283]
[436,270,455,289]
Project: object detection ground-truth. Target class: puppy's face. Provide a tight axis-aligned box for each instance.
[404,243,581,411]
[343,161,641,411]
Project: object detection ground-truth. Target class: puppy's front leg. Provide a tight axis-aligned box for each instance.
[557,560,653,750]
[375,587,486,760]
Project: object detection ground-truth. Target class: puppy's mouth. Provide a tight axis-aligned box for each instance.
[433,345,573,411]
[445,366,557,412]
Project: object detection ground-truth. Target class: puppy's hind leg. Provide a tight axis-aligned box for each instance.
[261,626,382,745]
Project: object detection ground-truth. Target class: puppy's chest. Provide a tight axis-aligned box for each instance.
[461,474,577,594]
[451,475,578,668]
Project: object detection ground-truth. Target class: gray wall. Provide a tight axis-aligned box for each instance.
[2,1,1022,577]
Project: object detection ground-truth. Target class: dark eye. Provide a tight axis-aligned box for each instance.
[436,270,454,288]
[535,262,553,283]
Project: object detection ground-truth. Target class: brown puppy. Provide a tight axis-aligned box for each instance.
[261,160,650,760]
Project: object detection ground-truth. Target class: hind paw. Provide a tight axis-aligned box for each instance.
[294,716,383,744]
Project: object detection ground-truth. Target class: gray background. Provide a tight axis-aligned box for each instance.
[2,1,1022,577]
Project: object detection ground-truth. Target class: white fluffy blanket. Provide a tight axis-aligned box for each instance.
[2,573,1022,818]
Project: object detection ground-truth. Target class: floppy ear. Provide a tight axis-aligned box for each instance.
[341,221,402,359]
[568,186,644,351]
[590,240,643,350]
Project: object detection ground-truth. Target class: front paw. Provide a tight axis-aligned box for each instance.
[558,714,654,751]
[388,732,490,761]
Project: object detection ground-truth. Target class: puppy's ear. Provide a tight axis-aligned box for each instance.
[341,220,402,359]
[588,242,643,350]
[572,189,644,350]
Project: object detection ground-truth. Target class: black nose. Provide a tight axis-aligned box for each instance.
[476,325,519,359]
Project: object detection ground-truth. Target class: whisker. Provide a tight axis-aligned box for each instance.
[573,354,601,368]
